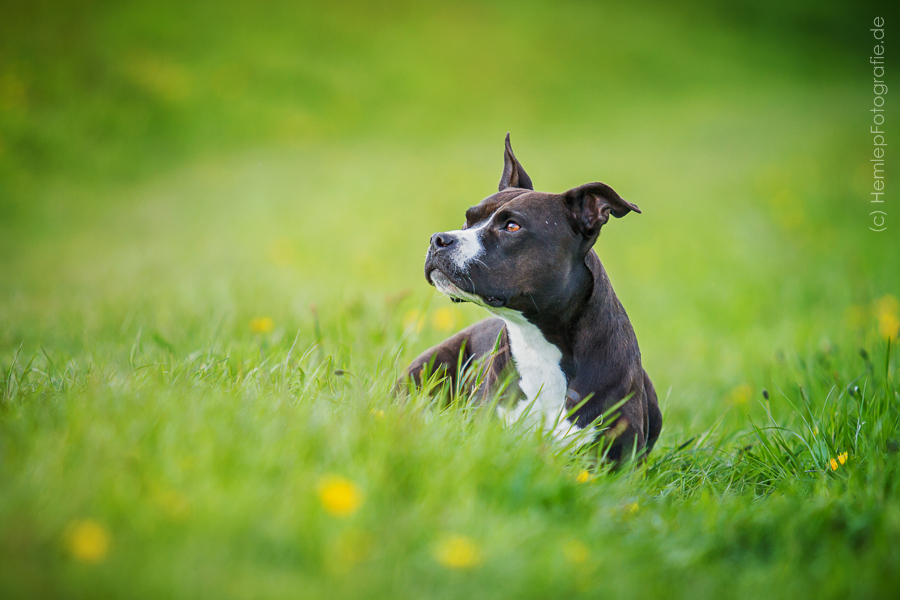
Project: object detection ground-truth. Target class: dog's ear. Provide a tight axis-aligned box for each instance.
[563,182,641,242]
[499,133,533,191]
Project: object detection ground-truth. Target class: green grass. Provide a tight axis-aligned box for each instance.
[2,309,898,598]
[1,0,898,597]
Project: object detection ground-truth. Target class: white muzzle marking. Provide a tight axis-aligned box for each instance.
[443,221,488,270]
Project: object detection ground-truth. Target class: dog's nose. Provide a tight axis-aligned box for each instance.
[431,232,456,249]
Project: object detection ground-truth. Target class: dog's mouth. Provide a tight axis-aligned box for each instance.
[427,268,506,308]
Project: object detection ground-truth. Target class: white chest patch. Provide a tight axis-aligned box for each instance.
[492,310,594,448]
[501,313,567,416]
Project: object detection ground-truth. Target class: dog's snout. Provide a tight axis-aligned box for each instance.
[431,232,456,250]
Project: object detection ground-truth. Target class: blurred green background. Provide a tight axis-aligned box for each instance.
[2,0,895,424]
[1,0,898,597]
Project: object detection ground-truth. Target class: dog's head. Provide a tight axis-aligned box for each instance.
[424,134,640,314]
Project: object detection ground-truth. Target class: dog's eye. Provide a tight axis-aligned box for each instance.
[504,221,521,232]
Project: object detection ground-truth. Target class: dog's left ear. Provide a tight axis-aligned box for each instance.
[563,182,641,242]
[499,133,534,191]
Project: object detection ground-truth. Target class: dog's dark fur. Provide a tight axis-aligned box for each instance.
[402,135,662,461]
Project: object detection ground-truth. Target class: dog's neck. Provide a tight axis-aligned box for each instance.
[513,250,620,365]
[490,250,619,419]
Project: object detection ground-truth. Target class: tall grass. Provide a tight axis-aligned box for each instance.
[1,303,897,598]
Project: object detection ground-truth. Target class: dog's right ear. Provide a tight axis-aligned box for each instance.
[499,133,533,191]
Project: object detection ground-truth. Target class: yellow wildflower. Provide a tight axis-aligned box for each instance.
[728,384,752,405]
[562,540,589,565]
[369,408,385,420]
[624,502,640,515]
[64,519,110,563]
[317,476,363,517]
[575,470,591,483]
[829,458,839,471]
[875,295,899,316]
[876,294,900,340]
[249,317,274,334]
[433,534,481,569]
[838,452,848,465]
[431,307,458,331]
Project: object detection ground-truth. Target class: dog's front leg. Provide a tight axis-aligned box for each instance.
[398,317,510,402]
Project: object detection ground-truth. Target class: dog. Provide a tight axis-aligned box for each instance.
[402,134,662,461]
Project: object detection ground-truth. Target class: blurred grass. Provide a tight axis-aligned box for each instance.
[1,0,899,598]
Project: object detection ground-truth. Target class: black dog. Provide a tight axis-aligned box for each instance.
[403,135,661,461]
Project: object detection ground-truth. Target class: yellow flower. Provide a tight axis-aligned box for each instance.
[876,308,900,341]
[64,519,110,563]
[431,307,458,332]
[562,540,589,564]
[728,384,752,405]
[876,295,900,340]
[624,502,640,515]
[829,458,839,471]
[369,409,385,420]
[249,317,274,334]
[838,452,848,465]
[575,470,591,483]
[875,295,900,317]
[880,314,900,340]
[433,534,481,569]
[317,476,363,517]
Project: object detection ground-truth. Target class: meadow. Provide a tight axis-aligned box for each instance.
[1,1,898,598]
